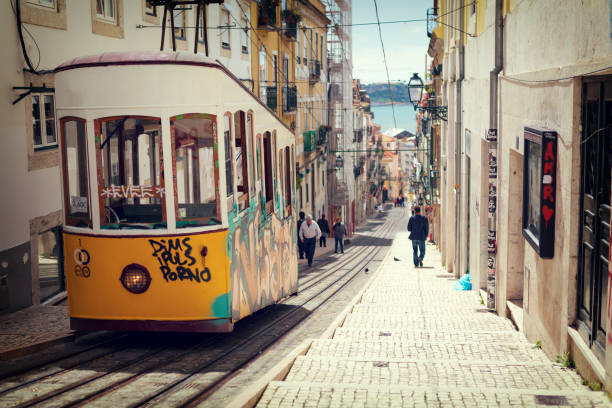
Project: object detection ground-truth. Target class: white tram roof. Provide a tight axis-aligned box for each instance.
[55,51,294,141]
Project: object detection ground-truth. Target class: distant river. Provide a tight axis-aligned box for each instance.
[370,104,418,134]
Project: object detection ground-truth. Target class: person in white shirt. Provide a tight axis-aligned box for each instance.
[299,214,322,267]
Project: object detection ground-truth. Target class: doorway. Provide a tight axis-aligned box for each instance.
[576,78,612,361]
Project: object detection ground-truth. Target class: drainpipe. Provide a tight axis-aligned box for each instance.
[487,0,503,310]
[454,2,465,279]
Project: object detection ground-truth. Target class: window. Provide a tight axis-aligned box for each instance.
[522,127,558,258]
[315,32,318,60]
[303,29,308,65]
[273,54,278,86]
[96,0,117,23]
[259,49,267,102]
[297,28,301,64]
[144,0,156,16]
[234,111,249,210]
[285,146,292,213]
[38,227,64,301]
[224,114,234,197]
[241,17,248,53]
[263,132,274,213]
[32,94,57,149]
[221,9,230,48]
[247,114,256,198]
[172,114,220,227]
[60,118,90,227]
[173,8,186,40]
[27,0,56,10]
[197,7,206,44]
[322,169,324,186]
[97,116,164,227]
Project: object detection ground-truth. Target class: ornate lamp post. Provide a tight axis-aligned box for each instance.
[406,73,447,122]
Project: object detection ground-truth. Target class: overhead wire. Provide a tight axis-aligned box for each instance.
[372,0,397,129]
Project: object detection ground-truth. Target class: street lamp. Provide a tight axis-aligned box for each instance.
[405,73,447,122]
[407,73,423,109]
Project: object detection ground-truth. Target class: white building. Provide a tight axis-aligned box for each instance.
[0,0,254,313]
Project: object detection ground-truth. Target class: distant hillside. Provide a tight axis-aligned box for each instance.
[362,82,409,104]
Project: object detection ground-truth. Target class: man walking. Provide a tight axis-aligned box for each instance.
[407,206,429,268]
[299,214,321,267]
[333,217,346,254]
[297,211,306,259]
[317,214,330,247]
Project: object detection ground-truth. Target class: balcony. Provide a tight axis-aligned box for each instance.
[258,0,277,29]
[282,9,300,40]
[317,125,330,146]
[304,131,316,153]
[309,61,321,84]
[282,86,297,113]
[266,86,277,111]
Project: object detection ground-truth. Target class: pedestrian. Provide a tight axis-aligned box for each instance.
[407,206,429,268]
[317,214,330,248]
[333,217,347,254]
[299,214,321,267]
[297,211,306,259]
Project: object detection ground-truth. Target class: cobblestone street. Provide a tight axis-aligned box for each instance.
[257,233,611,407]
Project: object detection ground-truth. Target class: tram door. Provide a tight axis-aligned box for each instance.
[577,78,612,359]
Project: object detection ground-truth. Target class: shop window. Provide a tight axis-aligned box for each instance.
[38,227,64,301]
[32,94,57,150]
[522,127,557,258]
[97,116,164,227]
[61,118,91,227]
[224,113,234,198]
[234,111,249,211]
[172,114,220,227]
[263,131,273,214]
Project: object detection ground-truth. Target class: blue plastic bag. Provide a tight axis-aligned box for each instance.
[454,273,472,290]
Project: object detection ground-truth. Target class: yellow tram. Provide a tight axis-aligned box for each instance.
[55,51,298,332]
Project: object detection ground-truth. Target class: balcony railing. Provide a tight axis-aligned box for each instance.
[304,131,316,152]
[317,126,330,146]
[282,10,299,40]
[258,0,277,28]
[282,86,297,113]
[309,60,321,84]
[266,86,277,111]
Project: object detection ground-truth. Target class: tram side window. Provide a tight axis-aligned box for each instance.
[61,118,91,227]
[173,114,221,227]
[224,114,234,199]
[285,146,292,213]
[263,131,273,214]
[98,117,164,227]
[234,111,249,211]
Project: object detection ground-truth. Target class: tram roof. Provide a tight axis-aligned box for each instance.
[55,51,218,72]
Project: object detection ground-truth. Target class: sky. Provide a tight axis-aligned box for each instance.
[351,0,431,85]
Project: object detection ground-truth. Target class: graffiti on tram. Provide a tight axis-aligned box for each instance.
[148,238,211,283]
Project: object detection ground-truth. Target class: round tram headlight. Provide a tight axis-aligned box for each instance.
[119,264,151,294]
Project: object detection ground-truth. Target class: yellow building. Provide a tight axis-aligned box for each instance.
[294,0,329,218]
[250,0,328,218]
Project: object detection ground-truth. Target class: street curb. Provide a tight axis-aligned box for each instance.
[0,332,76,361]
[228,242,394,408]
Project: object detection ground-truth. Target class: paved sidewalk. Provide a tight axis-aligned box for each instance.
[257,233,611,407]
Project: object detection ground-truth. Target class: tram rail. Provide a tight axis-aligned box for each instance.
[0,210,403,408]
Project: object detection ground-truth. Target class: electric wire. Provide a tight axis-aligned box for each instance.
[11,0,41,73]
[502,65,612,83]
[372,0,397,129]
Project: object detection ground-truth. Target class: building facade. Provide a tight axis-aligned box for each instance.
[432,0,612,391]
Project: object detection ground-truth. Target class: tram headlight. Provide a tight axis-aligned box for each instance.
[119,264,151,294]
